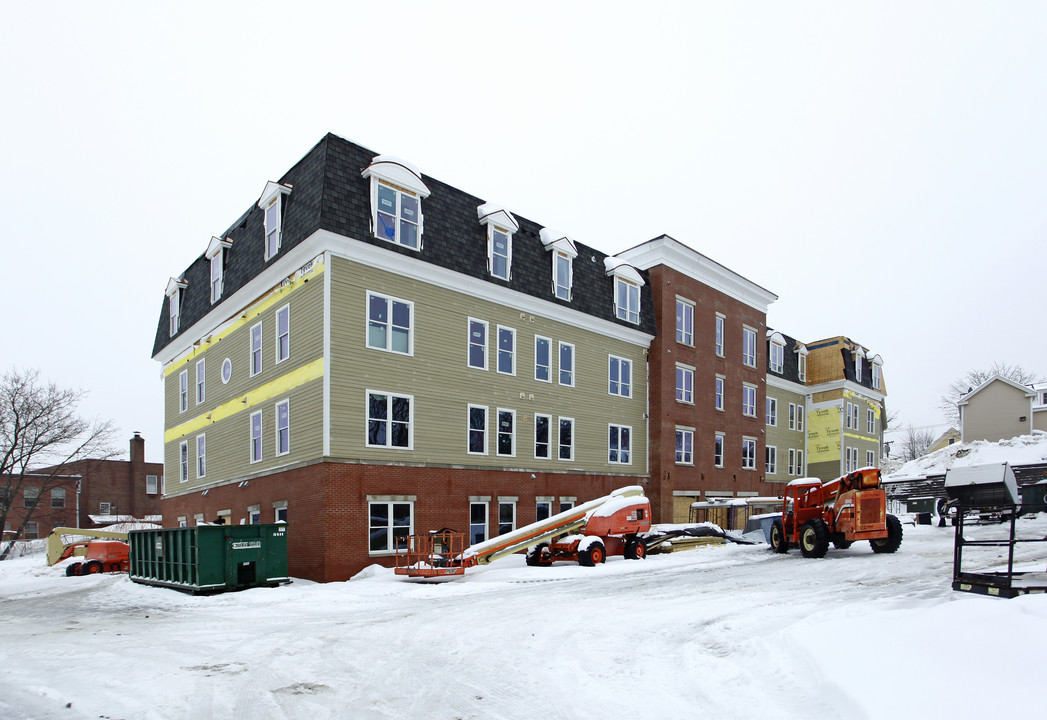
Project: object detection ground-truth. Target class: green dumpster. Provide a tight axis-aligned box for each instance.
[128,524,289,594]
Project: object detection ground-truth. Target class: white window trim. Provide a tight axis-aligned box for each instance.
[742,436,757,470]
[496,408,516,458]
[608,423,632,465]
[609,355,632,398]
[742,325,757,368]
[534,335,552,383]
[766,445,778,474]
[250,410,263,464]
[470,501,489,545]
[715,313,725,357]
[467,404,488,456]
[166,277,186,336]
[275,303,290,365]
[676,363,695,405]
[675,426,695,466]
[770,341,784,374]
[366,291,414,356]
[195,358,206,406]
[496,325,516,376]
[275,399,290,457]
[766,396,777,426]
[478,203,519,282]
[365,390,414,450]
[675,297,695,346]
[534,413,552,460]
[714,432,725,468]
[714,375,725,411]
[250,322,263,377]
[867,449,876,467]
[488,225,513,281]
[498,499,517,535]
[146,475,159,495]
[867,408,876,434]
[467,318,489,371]
[179,440,188,483]
[743,383,758,417]
[558,342,575,387]
[558,416,575,461]
[614,276,641,324]
[196,433,206,479]
[367,499,415,556]
[258,181,291,262]
[554,250,573,300]
[178,370,188,413]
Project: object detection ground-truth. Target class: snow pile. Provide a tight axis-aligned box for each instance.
[886,433,1047,479]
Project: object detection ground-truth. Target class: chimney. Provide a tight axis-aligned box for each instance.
[130,432,145,467]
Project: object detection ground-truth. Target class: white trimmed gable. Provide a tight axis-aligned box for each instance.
[361,155,431,197]
[477,202,519,232]
[205,235,232,259]
[257,181,292,209]
[539,228,578,258]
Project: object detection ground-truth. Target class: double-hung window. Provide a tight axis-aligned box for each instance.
[498,501,516,535]
[798,351,808,382]
[715,314,725,357]
[766,397,777,426]
[743,326,757,367]
[257,181,291,262]
[468,405,487,455]
[276,304,290,364]
[250,411,263,463]
[559,342,574,386]
[770,341,784,373]
[489,227,512,280]
[766,446,777,474]
[608,424,631,464]
[609,356,631,397]
[196,434,206,479]
[468,319,488,370]
[742,437,757,470]
[534,414,551,459]
[167,284,182,336]
[675,428,694,465]
[250,323,263,376]
[275,399,290,456]
[205,236,230,304]
[178,370,188,413]
[367,391,412,449]
[676,298,694,345]
[179,441,189,482]
[867,409,876,434]
[542,229,577,302]
[615,277,640,324]
[558,417,574,460]
[375,183,421,249]
[872,361,881,390]
[195,358,205,405]
[676,365,694,404]
[714,433,724,467]
[369,500,413,553]
[367,292,413,355]
[743,384,757,417]
[469,502,488,545]
[714,376,725,411]
[497,409,515,457]
[535,336,551,382]
[51,488,65,508]
[497,326,516,375]
[867,449,876,467]
[554,252,572,300]
[855,354,863,383]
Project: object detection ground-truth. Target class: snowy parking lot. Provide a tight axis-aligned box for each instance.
[3,516,1047,720]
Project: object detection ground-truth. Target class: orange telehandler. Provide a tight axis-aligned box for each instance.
[770,467,902,558]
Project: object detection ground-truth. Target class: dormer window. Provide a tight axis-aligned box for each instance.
[165,277,187,336]
[606,259,644,324]
[768,331,786,374]
[853,346,866,383]
[205,236,232,304]
[795,343,809,382]
[257,181,292,262]
[362,156,430,251]
[870,354,883,390]
[540,229,578,301]
[478,203,519,281]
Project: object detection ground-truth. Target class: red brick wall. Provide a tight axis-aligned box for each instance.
[162,463,645,582]
[646,265,777,517]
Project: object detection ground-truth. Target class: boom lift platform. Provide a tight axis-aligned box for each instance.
[395,486,651,578]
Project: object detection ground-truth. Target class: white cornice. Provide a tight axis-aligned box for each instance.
[617,235,777,312]
[767,374,809,396]
[155,229,654,365]
[809,378,886,403]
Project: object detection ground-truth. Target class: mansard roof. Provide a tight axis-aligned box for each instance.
[152,133,656,358]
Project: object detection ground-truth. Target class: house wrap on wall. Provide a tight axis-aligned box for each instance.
[152,133,888,580]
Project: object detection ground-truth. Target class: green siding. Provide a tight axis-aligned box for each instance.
[765,385,806,483]
[328,256,648,474]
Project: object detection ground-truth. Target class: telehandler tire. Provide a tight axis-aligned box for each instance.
[770,520,789,553]
[525,543,552,567]
[800,519,830,558]
[624,537,647,560]
[870,513,903,554]
[579,541,606,566]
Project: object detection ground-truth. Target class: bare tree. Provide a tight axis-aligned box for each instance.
[898,423,936,463]
[939,362,1042,426]
[1,369,117,560]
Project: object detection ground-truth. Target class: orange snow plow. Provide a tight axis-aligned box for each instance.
[395,486,651,578]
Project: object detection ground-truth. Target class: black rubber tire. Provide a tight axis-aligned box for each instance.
[579,541,605,567]
[525,543,551,567]
[84,560,103,574]
[65,563,82,577]
[870,513,903,554]
[800,519,830,558]
[770,520,789,553]
[832,538,853,550]
[624,537,647,560]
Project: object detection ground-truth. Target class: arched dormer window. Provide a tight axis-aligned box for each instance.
[852,345,866,383]
[795,342,809,382]
[258,181,292,261]
[767,331,786,374]
[869,353,883,390]
[205,235,232,304]
[477,203,519,281]
[166,276,187,336]
[362,155,430,251]
[605,258,644,324]
[540,228,577,301]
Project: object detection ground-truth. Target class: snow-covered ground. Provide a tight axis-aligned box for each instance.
[887,432,1047,479]
[3,516,1047,720]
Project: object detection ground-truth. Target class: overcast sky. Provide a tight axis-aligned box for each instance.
[2,2,1045,463]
